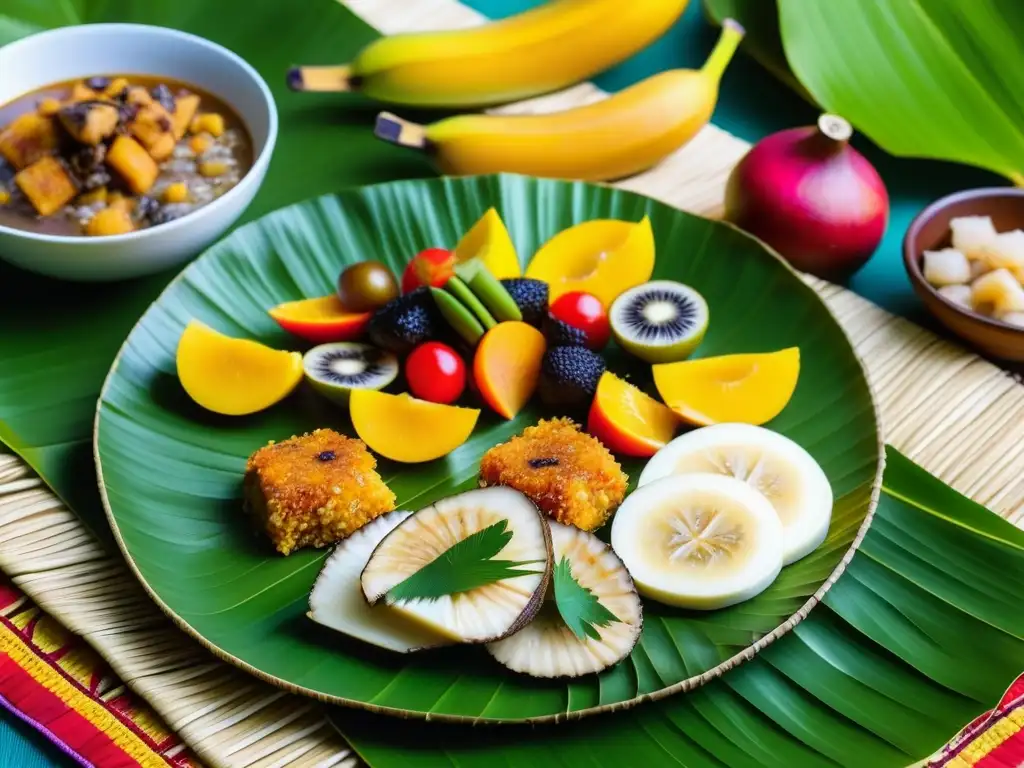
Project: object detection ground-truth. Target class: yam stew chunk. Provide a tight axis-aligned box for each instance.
[106,135,159,195]
[15,157,77,216]
[58,101,120,145]
[129,103,176,161]
[0,113,58,169]
[171,93,201,140]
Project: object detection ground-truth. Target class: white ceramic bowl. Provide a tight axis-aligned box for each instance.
[0,24,277,282]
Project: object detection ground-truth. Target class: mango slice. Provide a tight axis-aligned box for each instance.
[652,348,800,427]
[525,216,654,306]
[474,321,546,419]
[268,295,371,343]
[349,390,480,463]
[176,321,303,415]
[454,208,521,279]
[587,372,678,457]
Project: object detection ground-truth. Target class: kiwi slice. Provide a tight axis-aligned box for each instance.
[303,343,399,404]
[431,287,486,345]
[609,281,709,364]
[456,259,523,323]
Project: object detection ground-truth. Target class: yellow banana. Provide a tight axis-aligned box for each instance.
[373,20,744,182]
[288,0,690,108]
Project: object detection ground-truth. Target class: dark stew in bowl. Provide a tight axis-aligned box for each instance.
[0,75,253,237]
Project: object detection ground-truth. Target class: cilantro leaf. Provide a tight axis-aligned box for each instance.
[553,556,621,640]
[387,519,543,603]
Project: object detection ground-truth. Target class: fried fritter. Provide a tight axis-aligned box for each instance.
[245,428,395,555]
[479,418,627,531]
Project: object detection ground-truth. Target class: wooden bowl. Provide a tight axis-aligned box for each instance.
[904,187,1024,361]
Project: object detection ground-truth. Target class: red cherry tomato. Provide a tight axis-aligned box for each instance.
[401,248,456,293]
[550,291,610,350]
[405,342,466,404]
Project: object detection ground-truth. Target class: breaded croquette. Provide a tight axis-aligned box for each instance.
[245,429,395,555]
[479,418,627,531]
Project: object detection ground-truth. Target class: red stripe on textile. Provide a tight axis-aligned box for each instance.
[0,650,140,767]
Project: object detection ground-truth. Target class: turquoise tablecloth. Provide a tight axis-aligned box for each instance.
[0,2,1008,765]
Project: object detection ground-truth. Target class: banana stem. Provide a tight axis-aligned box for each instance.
[376,112,428,150]
[702,18,745,82]
[286,65,356,93]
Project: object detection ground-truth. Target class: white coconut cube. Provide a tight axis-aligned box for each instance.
[971,268,1024,314]
[937,284,972,310]
[998,311,1024,329]
[923,248,971,287]
[982,229,1024,271]
[950,215,997,257]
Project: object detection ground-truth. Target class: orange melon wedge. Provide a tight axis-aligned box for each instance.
[525,216,655,306]
[454,208,521,279]
[349,390,480,463]
[176,321,303,415]
[652,348,800,426]
[268,295,371,343]
[587,372,678,457]
[473,321,546,419]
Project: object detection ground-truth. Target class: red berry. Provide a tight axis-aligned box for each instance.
[550,291,610,350]
[401,248,456,293]
[405,342,466,404]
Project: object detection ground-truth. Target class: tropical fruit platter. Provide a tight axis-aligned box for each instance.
[10,0,1024,762]
[95,174,880,721]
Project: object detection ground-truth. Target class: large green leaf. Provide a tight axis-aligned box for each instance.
[334,447,1024,767]
[95,174,881,721]
[705,0,1024,183]
[0,0,434,544]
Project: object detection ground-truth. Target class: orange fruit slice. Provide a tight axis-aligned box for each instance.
[176,321,302,415]
[587,372,678,457]
[473,321,546,419]
[454,208,521,279]
[268,295,371,343]
[652,348,800,426]
[349,390,480,463]
[525,216,654,306]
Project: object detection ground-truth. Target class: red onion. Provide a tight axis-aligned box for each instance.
[724,114,889,280]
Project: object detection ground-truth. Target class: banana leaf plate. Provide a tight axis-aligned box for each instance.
[94,173,883,723]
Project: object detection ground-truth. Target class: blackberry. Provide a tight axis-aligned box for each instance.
[366,287,441,355]
[542,313,587,347]
[538,346,606,410]
[500,278,548,327]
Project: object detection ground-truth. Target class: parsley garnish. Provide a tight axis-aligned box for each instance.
[386,519,543,603]
[553,556,621,640]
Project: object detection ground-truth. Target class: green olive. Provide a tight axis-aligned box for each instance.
[337,261,399,312]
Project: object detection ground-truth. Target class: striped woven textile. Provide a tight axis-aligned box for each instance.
[927,678,1024,768]
[0,576,200,768]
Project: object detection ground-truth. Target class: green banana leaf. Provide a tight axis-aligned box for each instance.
[336,447,1024,767]
[0,0,434,543]
[704,0,1024,183]
[95,174,881,722]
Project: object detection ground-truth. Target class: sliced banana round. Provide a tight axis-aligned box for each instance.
[638,424,832,565]
[361,487,552,644]
[308,511,448,653]
[487,521,642,678]
[611,473,783,610]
